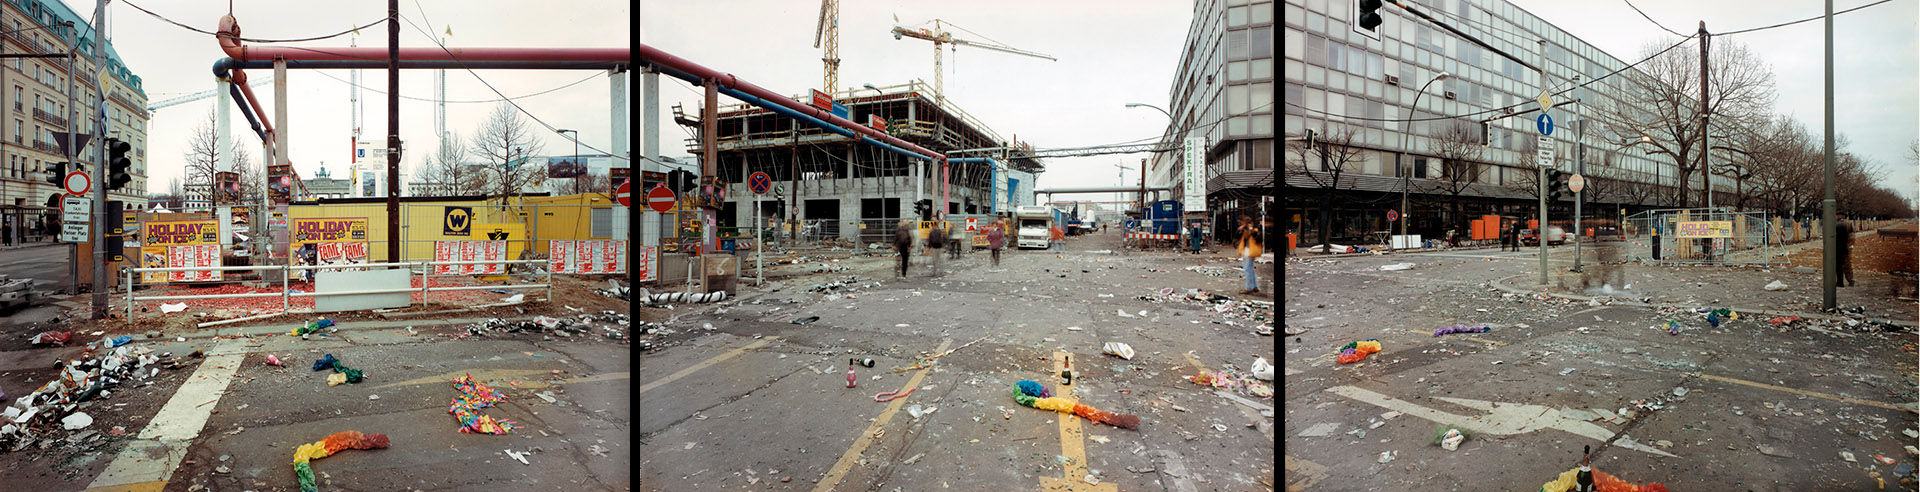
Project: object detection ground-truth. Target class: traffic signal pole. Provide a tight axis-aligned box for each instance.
[88,3,109,318]
[1537,39,1549,286]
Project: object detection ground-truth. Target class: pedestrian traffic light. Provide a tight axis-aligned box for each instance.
[105,138,133,191]
[44,161,68,186]
[1357,0,1386,32]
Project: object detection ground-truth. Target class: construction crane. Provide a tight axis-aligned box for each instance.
[813,0,840,95]
[146,76,273,112]
[890,19,1055,107]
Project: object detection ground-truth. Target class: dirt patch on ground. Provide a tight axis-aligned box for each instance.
[1786,232,1918,275]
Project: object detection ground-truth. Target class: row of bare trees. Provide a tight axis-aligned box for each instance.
[1285,33,1912,248]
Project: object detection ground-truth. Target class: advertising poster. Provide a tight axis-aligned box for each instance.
[141,220,217,283]
[293,218,370,277]
[433,241,459,274]
[573,240,598,274]
[1675,221,1734,238]
[550,240,574,274]
[459,241,480,275]
[482,241,505,274]
[637,245,656,282]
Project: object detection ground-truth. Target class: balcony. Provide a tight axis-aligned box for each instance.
[32,107,64,128]
[31,139,60,154]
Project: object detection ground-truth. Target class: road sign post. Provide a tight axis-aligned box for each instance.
[747,171,770,285]
[64,171,91,196]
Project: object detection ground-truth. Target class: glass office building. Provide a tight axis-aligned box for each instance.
[1283,0,1732,245]
[1146,0,1276,240]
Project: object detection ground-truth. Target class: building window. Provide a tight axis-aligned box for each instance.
[1415,158,1428,178]
[1252,27,1273,59]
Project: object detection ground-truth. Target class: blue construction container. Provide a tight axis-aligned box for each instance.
[1146,200,1183,234]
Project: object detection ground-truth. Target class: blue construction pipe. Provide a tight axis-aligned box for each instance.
[949,158,1003,215]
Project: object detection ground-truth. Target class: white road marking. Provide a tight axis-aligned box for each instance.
[88,339,249,489]
[1323,385,1677,457]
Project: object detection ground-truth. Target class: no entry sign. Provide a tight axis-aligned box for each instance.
[615,181,632,207]
[647,184,676,213]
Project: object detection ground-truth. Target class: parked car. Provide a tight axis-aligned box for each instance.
[1521,226,1569,246]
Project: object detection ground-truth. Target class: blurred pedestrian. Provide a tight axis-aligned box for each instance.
[946,222,962,260]
[1837,218,1856,287]
[927,221,947,273]
[1507,221,1523,252]
[894,219,914,277]
[986,220,1006,266]
[1050,223,1066,256]
[1237,215,1263,295]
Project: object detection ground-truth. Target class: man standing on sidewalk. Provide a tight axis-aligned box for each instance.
[927,222,947,274]
[1237,215,1264,295]
[894,220,915,278]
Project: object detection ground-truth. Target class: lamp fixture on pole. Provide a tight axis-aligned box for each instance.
[1399,71,1449,250]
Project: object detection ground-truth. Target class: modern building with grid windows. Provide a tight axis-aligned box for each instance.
[1144,0,1276,242]
[1282,0,1743,247]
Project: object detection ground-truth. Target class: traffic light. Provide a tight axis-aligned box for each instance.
[44,161,66,186]
[914,199,933,220]
[1545,168,1567,203]
[1357,0,1386,32]
[106,138,132,191]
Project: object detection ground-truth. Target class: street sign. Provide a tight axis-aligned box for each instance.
[616,181,632,207]
[747,172,772,195]
[1568,174,1586,193]
[49,131,92,156]
[62,196,90,215]
[1537,91,1553,113]
[60,222,87,243]
[1387,210,1399,222]
[1536,135,1554,169]
[1536,113,1554,136]
[647,184,676,213]
[64,171,91,195]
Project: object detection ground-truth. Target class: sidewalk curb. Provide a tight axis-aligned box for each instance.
[154,315,551,342]
[1488,274,1911,327]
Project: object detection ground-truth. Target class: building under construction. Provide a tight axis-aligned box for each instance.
[679,80,1045,243]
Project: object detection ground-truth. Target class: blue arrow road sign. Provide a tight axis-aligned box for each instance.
[1536,114,1554,136]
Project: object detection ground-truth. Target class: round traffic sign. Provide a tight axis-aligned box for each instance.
[615,181,632,207]
[747,171,772,195]
[1568,174,1586,193]
[647,184,676,213]
[1536,113,1554,136]
[64,171,91,196]
[1387,210,1399,222]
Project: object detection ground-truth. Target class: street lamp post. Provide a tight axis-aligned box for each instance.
[1399,72,1449,251]
[1125,102,1173,213]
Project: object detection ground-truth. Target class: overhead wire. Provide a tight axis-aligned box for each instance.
[309,70,601,103]
[396,12,627,161]
[120,0,386,43]
[1621,0,1689,37]
[1720,0,1895,36]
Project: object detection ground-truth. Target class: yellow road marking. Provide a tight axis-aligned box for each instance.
[1285,455,1329,491]
[1183,351,1207,371]
[1695,373,1916,413]
[1039,350,1117,492]
[640,336,779,394]
[813,338,949,492]
[84,482,168,492]
[515,371,629,389]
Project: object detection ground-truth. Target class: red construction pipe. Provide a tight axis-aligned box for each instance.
[218,16,627,63]
[226,68,274,137]
[637,42,948,185]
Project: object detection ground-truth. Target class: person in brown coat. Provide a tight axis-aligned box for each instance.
[985,220,1006,266]
[894,219,915,277]
[927,222,947,273]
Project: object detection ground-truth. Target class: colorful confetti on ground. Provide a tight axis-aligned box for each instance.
[448,374,518,435]
[291,431,390,492]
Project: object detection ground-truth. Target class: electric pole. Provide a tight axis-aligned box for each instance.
[1821,0,1837,310]
[386,0,401,264]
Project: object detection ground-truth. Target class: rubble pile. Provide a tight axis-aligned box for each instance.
[1,344,177,453]
[806,276,879,295]
[1136,288,1275,330]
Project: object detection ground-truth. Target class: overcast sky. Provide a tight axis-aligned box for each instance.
[90,0,628,192]
[639,1,1194,204]
[1510,0,1919,201]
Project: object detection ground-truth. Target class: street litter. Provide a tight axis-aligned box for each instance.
[1017,380,1052,398]
[641,290,729,305]
[1377,450,1395,463]
[160,302,188,313]
[1335,339,1382,364]
[60,412,92,430]
[109,336,132,347]
[265,355,284,367]
[907,404,937,418]
[1188,368,1273,398]
[1539,466,1670,492]
[1440,428,1465,451]
[1379,262,1416,271]
[292,318,336,336]
[449,374,519,435]
[1768,315,1803,325]
[1764,280,1788,291]
[873,387,915,402]
[1089,435,1110,444]
[1298,423,1340,437]
[1250,357,1274,381]
[1116,309,1135,318]
[1101,342,1135,360]
[791,317,820,325]
[1840,451,1857,462]
[891,335,990,373]
[505,449,531,465]
[1559,368,1576,375]
[1433,325,1490,336]
[30,331,70,345]
[291,431,391,492]
[1010,383,1139,430]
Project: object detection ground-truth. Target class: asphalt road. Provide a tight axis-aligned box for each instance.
[0,315,632,491]
[0,243,73,296]
[639,230,1278,491]
[1283,247,1919,491]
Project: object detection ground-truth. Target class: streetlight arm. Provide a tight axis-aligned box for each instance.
[1125,103,1173,120]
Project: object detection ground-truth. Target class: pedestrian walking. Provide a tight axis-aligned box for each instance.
[1507,221,1523,252]
[1237,215,1264,295]
[927,221,947,273]
[893,219,914,277]
[946,222,962,260]
[1499,220,1512,251]
[986,220,1006,266]
[1050,223,1066,256]
[1837,218,1856,287]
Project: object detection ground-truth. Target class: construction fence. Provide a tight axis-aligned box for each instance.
[1622,208,1773,265]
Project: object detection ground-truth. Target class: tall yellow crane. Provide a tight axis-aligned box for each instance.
[813,0,841,94]
[891,19,1056,107]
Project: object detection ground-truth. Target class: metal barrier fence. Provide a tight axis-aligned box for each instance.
[1622,208,1773,265]
[125,259,551,322]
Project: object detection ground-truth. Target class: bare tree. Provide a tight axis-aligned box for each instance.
[1600,38,1776,209]
[1505,137,1545,201]
[555,172,611,196]
[418,131,480,196]
[1286,125,1365,252]
[183,109,220,205]
[468,104,547,203]
[1423,119,1486,235]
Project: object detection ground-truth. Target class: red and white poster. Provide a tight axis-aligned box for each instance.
[637,246,656,282]
[434,240,507,275]
[573,240,598,274]
[482,241,505,274]
[549,240,574,274]
[459,241,480,275]
[167,244,220,282]
[433,241,459,274]
[598,240,625,274]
